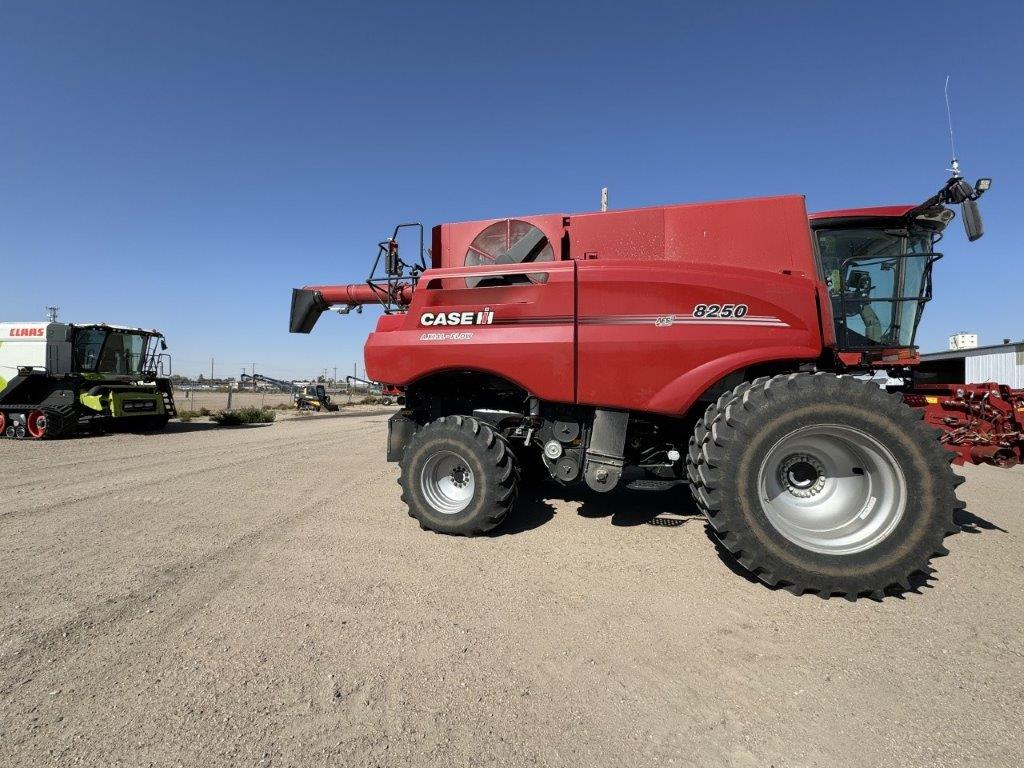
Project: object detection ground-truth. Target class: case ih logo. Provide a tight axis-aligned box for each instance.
[420,308,494,327]
[10,327,45,337]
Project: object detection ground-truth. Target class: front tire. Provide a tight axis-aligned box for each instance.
[687,373,961,599]
[400,415,519,535]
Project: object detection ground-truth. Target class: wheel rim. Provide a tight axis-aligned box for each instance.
[756,424,906,555]
[26,410,47,439]
[420,450,476,514]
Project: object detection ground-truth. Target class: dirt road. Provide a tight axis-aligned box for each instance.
[1,413,1021,767]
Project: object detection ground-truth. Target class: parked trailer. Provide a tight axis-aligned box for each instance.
[0,322,175,439]
[290,172,994,599]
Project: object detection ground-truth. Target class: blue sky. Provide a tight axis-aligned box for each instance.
[1,1,1021,378]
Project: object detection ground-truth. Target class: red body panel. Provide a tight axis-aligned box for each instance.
[366,262,576,403]
[808,205,916,221]
[360,195,828,417]
[570,195,816,270]
[575,262,823,414]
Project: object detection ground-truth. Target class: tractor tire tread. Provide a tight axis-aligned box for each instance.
[686,372,961,600]
[399,415,519,536]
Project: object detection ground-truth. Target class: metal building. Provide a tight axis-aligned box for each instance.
[918,341,1024,388]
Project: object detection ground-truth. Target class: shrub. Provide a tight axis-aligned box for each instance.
[211,407,277,426]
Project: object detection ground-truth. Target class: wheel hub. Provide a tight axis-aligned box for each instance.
[778,453,826,498]
[757,424,907,555]
[450,465,470,488]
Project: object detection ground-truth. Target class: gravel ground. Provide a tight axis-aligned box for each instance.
[1,412,1021,767]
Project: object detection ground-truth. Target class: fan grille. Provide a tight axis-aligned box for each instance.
[464,219,553,287]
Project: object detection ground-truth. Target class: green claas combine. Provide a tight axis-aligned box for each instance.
[0,321,176,439]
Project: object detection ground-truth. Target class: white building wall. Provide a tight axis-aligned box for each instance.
[965,350,1024,388]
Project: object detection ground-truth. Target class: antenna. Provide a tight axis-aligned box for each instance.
[944,75,961,178]
[46,306,59,322]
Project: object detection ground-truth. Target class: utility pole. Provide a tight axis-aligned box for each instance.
[46,306,60,322]
[333,366,337,385]
[210,358,214,382]
[251,363,257,390]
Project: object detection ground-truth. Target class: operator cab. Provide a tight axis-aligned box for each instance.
[70,325,168,379]
[809,174,990,356]
[809,209,946,351]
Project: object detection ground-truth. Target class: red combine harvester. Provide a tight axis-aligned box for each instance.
[291,173,1007,599]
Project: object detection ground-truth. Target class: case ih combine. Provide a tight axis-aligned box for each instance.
[0,321,175,439]
[290,172,1012,599]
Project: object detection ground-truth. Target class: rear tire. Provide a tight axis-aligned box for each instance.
[400,415,519,535]
[687,373,961,599]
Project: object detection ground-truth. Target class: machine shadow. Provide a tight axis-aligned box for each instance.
[496,480,984,600]
[493,481,705,537]
[953,507,1008,533]
[575,484,701,527]
[160,421,264,434]
[489,483,557,536]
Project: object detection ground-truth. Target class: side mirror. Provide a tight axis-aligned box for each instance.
[961,199,984,241]
[160,339,168,351]
[947,178,975,204]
